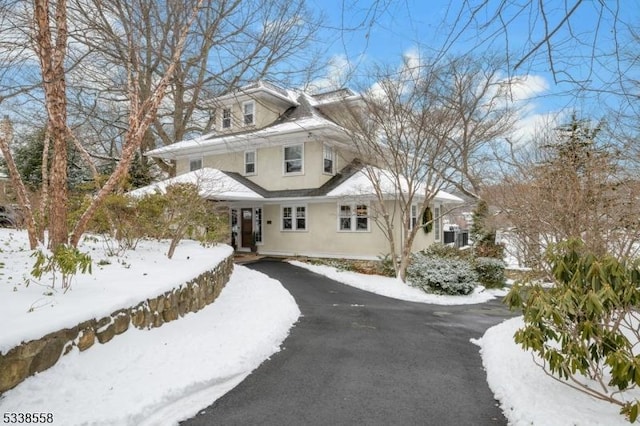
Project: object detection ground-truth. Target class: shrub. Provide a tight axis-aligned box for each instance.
[407,253,479,295]
[30,244,92,291]
[421,243,469,260]
[504,239,640,422]
[474,257,506,288]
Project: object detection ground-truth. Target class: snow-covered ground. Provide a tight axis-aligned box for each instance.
[0,229,633,425]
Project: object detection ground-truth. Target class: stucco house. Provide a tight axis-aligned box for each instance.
[136,81,462,259]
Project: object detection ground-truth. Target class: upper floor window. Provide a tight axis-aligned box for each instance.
[323,144,334,174]
[243,101,255,125]
[245,150,256,175]
[222,108,232,129]
[284,144,303,174]
[282,205,306,231]
[189,158,202,171]
[338,203,369,232]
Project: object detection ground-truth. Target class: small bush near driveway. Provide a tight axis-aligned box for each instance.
[407,253,479,295]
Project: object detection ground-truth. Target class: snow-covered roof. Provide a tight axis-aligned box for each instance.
[145,115,347,159]
[326,166,464,203]
[128,168,263,201]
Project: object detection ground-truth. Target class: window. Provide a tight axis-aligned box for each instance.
[245,150,256,175]
[282,205,306,231]
[254,208,262,243]
[189,158,202,171]
[284,144,303,174]
[339,204,352,230]
[243,101,254,125]
[410,205,418,230]
[222,108,232,129]
[434,206,441,241]
[323,144,334,174]
[338,203,369,232]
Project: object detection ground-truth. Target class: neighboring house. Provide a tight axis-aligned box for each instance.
[135,81,463,260]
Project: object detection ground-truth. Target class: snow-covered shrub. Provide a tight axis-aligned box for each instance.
[407,253,479,295]
[474,257,506,288]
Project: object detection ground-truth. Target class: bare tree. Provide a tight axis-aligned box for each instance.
[65,0,323,177]
[486,116,639,271]
[332,59,458,281]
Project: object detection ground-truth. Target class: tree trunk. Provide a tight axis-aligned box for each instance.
[0,119,39,249]
[33,0,69,250]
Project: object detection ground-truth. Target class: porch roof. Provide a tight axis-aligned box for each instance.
[128,168,264,201]
[128,163,463,204]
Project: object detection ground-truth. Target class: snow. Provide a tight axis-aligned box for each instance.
[474,317,640,426]
[289,260,507,305]
[325,166,464,203]
[0,229,235,354]
[0,229,299,425]
[127,168,263,200]
[1,228,634,425]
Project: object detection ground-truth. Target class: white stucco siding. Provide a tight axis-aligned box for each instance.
[257,200,438,259]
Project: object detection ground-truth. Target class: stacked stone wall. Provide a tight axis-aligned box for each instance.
[0,255,233,394]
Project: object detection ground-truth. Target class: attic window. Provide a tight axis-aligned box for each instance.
[243,101,255,125]
[222,108,232,129]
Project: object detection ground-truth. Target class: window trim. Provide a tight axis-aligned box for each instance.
[189,157,203,171]
[434,205,441,241]
[244,150,257,176]
[281,204,307,232]
[322,143,335,175]
[337,202,370,232]
[242,100,255,126]
[221,107,232,129]
[283,143,304,175]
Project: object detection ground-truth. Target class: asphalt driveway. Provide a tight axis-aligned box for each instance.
[181,259,513,425]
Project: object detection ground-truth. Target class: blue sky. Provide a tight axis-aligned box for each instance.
[307,0,638,140]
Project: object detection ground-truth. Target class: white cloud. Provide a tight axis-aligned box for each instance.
[307,54,353,93]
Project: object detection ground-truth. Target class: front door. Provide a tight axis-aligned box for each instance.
[241,208,253,248]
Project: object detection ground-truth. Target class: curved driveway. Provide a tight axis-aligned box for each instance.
[182,259,512,425]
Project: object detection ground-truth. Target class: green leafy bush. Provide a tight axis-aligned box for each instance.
[474,257,506,288]
[407,252,478,295]
[504,239,640,422]
[31,244,92,290]
[421,243,469,260]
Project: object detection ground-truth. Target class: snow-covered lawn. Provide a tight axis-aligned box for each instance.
[0,229,633,425]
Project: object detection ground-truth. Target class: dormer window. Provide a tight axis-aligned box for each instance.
[222,108,232,129]
[243,101,255,125]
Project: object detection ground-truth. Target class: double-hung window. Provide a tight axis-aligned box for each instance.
[243,101,255,125]
[189,158,202,171]
[245,150,256,175]
[323,144,334,174]
[410,205,418,230]
[222,108,232,129]
[284,144,303,174]
[282,205,306,231]
[338,203,369,232]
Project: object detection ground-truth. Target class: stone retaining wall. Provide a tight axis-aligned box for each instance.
[0,254,234,394]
